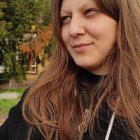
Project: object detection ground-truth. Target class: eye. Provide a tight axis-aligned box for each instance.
[84,8,100,17]
[60,16,72,24]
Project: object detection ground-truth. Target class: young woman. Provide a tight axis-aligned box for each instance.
[0,0,140,140]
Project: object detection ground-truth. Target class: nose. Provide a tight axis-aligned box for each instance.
[69,16,86,37]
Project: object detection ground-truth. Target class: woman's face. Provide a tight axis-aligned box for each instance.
[60,0,118,75]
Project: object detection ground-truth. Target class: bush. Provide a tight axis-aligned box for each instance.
[0,73,9,84]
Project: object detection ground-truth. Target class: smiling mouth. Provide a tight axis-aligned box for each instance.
[72,43,93,52]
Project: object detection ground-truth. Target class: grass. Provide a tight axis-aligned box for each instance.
[0,87,26,115]
[0,99,19,115]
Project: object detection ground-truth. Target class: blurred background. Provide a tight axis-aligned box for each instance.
[0,0,54,125]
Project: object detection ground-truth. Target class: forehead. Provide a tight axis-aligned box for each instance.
[61,0,98,12]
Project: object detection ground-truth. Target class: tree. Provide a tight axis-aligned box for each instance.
[0,1,8,41]
[19,23,53,71]
[0,0,52,83]
[0,2,7,65]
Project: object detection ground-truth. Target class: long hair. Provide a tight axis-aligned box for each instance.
[22,0,140,139]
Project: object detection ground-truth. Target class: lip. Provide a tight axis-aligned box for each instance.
[72,43,93,52]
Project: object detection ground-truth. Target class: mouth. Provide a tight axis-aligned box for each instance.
[72,43,93,52]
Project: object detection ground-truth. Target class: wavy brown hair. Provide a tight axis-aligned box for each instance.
[22,0,140,139]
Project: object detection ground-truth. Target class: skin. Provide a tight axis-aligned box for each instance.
[60,0,118,75]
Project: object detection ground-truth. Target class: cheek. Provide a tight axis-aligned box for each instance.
[86,23,101,39]
[87,17,117,42]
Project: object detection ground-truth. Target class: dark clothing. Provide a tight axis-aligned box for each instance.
[0,71,132,140]
[83,102,132,140]
[0,88,43,140]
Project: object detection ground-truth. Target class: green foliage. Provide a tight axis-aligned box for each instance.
[40,36,55,66]
[14,65,26,83]
[0,0,52,83]
[4,52,15,70]
[0,2,8,41]
[0,73,9,84]
[44,36,56,58]
[42,0,51,25]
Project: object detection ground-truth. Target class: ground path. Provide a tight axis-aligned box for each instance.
[0,92,18,99]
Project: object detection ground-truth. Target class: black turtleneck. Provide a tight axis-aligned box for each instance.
[77,69,132,140]
[78,68,101,84]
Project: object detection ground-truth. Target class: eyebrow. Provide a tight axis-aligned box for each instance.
[60,9,71,15]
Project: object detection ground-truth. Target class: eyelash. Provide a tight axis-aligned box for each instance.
[84,8,99,16]
[60,8,100,24]
[60,16,71,24]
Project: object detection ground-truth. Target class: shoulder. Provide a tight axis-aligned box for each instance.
[0,88,30,140]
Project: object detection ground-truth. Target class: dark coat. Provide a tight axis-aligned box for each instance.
[0,88,132,140]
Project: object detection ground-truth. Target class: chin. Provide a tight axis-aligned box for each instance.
[76,63,95,70]
[77,63,104,74]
